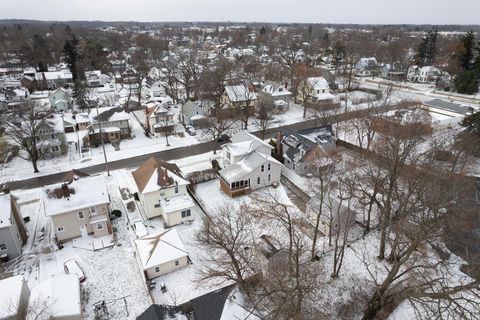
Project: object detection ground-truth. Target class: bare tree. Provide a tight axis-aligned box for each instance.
[4,102,51,173]
[196,203,256,288]
[254,98,275,139]
[203,116,236,154]
[360,169,479,319]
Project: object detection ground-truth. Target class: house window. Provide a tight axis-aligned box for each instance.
[268,174,271,181]
[175,260,179,266]
[278,88,283,92]
[268,163,271,171]
[175,181,179,194]
[78,211,85,219]
[90,206,96,213]
[257,177,260,185]
[0,244,6,251]
[261,165,264,172]
[154,204,161,208]
[155,267,160,273]
[97,223,103,230]
[181,209,191,218]
[57,226,65,233]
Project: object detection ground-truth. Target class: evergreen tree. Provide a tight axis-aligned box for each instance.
[461,111,480,136]
[454,70,479,94]
[460,31,475,70]
[415,28,438,66]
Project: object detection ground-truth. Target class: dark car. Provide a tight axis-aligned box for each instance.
[217,134,230,143]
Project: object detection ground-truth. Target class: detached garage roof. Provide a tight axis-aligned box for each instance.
[135,228,189,269]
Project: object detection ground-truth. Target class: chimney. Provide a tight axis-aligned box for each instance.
[61,183,70,198]
[2,184,10,194]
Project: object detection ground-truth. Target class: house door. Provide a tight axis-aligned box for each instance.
[80,225,88,238]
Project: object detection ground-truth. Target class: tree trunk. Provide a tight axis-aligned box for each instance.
[362,292,384,320]
[32,158,39,173]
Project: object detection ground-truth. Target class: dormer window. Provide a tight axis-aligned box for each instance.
[278,88,283,92]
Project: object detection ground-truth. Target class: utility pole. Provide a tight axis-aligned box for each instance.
[95,104,110,176]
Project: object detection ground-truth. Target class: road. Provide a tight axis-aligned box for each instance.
[8,118,323,191]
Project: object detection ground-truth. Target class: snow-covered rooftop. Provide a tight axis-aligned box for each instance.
[135,228,189,269]
[0,193,12,228]
[225,85,257,102]
[29,275,81,319]
[0,275,25,319]
[220,151,281,183]
[42,175,109,216]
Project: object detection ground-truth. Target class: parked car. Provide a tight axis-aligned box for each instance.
[217,134,230,143]
[185,125,196,136]
[64,258,86,283]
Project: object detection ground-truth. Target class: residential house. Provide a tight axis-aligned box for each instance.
[146,104,175,138]
[84,70,110,87]
[121,66,137,85]
[219,131,282,197]
[41,174,112,242]
[259,81,292,113]
[0,189,27,260]
[0,275,30,320]
[380,63,406,81]
[281,126,336,176]
[132,157,195,226]
[306,194,356,237]
[296,77,336,105]
[217,84,257,119]
[354,57,379,77]
[181,101,207,128]
[87,106,130,146]
[48,88,72,112]
[135,228,189,280]
[36,116,68,158]
[407,65,446,84]
[28,70,73,91]
[28,275,82,320]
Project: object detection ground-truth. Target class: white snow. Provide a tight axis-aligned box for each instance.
[0,275,25,319]
[135,228,188,269]
[28,274,81,319]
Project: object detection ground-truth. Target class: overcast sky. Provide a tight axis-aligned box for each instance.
[1,0,479,25]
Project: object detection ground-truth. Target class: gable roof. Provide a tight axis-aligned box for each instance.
[132,157,187,193]
[189,284,235,320]
[136,304,186,320]
[225,85,257,102]
[135,228,189,269]
[306,77,329,91]
[219,151,281,183]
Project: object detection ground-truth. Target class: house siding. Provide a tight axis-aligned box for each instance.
[51,203,110,242]
[0,225,23,259]
[144,255,189,280]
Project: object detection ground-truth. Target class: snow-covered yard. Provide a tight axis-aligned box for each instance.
[5,175,150,320]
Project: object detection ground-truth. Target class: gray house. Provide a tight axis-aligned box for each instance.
[0,189,27,260]
[37,116,68,158]
[281,126,336,176]
[181,101,207,128]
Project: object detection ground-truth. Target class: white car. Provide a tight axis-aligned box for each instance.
[186,125,197,136]
[64,258,86,283]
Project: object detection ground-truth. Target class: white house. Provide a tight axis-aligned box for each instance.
[219,131,282,197]
[41,175,112,242]
[134,228,189,279]
[28,275,82,320]
[296,77,335,104]
[132,157,195,226]
[354,57,379,77]
[48,88,72,112]
[0,275,29,320]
